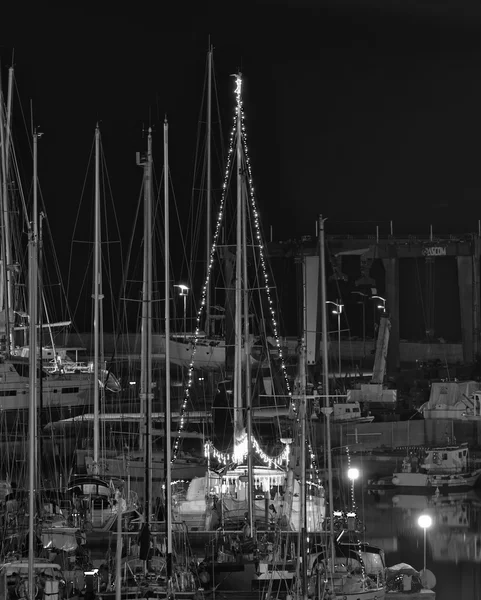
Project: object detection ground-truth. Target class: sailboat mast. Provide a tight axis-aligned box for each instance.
[141,128,153,522]
[5,67,13,175]
[319,214,335,566]
[28,129,39,600]
[241,135,254,538]
[297,262,308,600]
[164,116,173,584]
[205,45,212,336]
[92,125,102,474]
[38,212,45,484]
[0,71,13,354]
[233,74,244,447]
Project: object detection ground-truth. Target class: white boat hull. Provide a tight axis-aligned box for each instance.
[169,336,260,370]
[332,416,375,424]
[0,359,93,415]
[77,452,207,499]
[392,469,481,489]
[169,338,226,369]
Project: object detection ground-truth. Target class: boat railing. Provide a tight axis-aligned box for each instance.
[44,360,92,374]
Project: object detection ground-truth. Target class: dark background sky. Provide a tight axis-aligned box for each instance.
[4,2,481,339]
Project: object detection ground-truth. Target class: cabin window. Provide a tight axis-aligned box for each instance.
[0,390,16,396]
[61,387,79,394]
[78,483,110,497]
[81,484,99,495]
[442,453,447,460]
[353,407,360,413]
[346,408,351,413]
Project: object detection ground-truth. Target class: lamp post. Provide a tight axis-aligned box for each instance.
[372,295,386,314]
[417,513,432,575]
[326,300,343,378]
[351,292,367,357]
[175,284,189,338]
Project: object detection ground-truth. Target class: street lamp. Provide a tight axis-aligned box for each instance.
[417,513,432,575]
[174,284,189,338]
[326,300,343,378]
[372,295,386,313]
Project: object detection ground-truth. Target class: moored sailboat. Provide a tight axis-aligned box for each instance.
[171,72,325,594]
[0,124,68,600]
[0,75,109,428]
[86,118,199,599]
[309,216,386,600]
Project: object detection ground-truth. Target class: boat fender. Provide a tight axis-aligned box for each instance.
[392,477,399,485]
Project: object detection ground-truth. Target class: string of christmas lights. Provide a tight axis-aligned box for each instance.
[308,440,323,490]
[345,445,367,585]
[172,73,294,461]
[346,445,356,512]
[203,437,290,468]
[237,75,294,413]
[171,88,238,462]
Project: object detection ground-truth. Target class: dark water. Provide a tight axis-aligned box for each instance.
[355,482,481,600]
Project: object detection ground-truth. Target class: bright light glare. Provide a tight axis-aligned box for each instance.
[418,514,433,529]
[175,284,189,295]
[347,467,360,481]
[233,435,248,463]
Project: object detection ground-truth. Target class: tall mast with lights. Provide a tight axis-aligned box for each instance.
[164,116,173,590]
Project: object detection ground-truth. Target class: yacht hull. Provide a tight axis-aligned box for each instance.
[392,469,481,489]
[169,338,226,370]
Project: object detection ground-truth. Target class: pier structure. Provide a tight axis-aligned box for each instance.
[268,231,481,372]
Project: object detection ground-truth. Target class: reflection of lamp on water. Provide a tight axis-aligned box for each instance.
[418,513,432,572]
[347,467,359,515]
[347,467,360,481]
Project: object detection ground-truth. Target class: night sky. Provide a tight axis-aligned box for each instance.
[4,2,481,338]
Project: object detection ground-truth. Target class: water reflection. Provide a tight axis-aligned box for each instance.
[361,487,481,599]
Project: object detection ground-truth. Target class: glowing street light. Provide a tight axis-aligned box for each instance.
[326,300,343,378]
[347,467,360,481]
[174,284,189,338]
[372,295,386,312]
[417,513,433,575]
